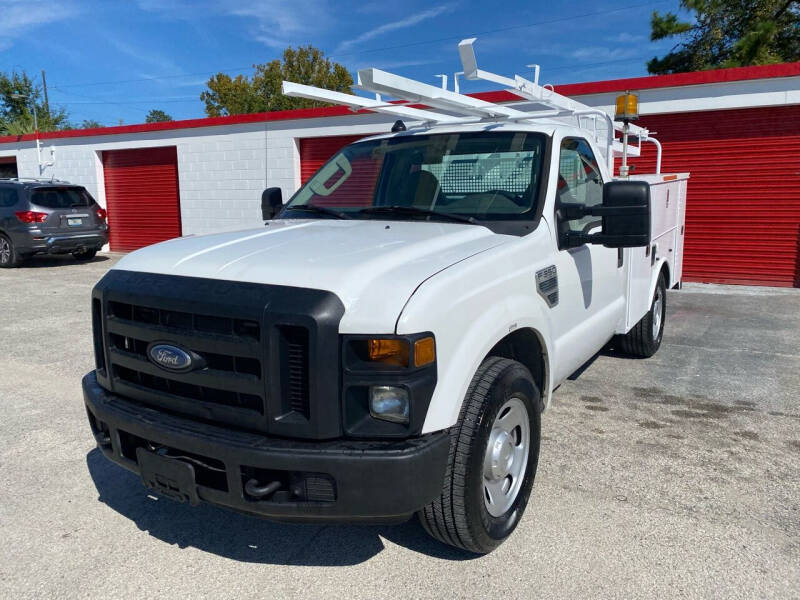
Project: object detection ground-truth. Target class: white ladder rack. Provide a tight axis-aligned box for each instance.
[282,38,662,174]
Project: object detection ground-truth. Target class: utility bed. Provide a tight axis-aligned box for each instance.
[622,173,689,330]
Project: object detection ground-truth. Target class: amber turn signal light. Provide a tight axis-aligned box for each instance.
[414,336,435,367]
[367,338,409,367]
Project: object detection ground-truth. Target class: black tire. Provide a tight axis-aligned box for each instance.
[72,248,97,261]
[418,357,542,554]
[0,234,21,268]
[617,272,667,358]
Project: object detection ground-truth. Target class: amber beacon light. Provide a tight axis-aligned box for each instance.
[615,91,639,122]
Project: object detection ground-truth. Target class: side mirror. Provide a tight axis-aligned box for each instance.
[261,187,283,220]
[597,181,650,247]
[559,181,650,248]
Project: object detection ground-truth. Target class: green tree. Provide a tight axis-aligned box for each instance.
[0,70,70,134]
[145,109,173,123]
[80,119,102,129]
[201,45,353,116]
[648,0,800,74]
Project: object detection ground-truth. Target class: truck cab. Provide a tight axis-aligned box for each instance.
[83,44,687,554]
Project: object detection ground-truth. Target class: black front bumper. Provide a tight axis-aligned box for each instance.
[83,372,450,522]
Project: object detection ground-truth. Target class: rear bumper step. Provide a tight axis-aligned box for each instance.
[83,371,450,522]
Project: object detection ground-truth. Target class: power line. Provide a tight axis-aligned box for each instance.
[49,0,668,90]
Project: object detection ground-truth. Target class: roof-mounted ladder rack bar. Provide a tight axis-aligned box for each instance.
[282,38,663,173]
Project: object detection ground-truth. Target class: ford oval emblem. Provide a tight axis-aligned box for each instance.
[147,343,195,372]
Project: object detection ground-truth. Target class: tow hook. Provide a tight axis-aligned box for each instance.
[244,478,281,499]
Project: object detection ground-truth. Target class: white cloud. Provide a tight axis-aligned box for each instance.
[0,0,77,51]
[137,0,332,49]
[605,32,646,43]
[335,4,455,54]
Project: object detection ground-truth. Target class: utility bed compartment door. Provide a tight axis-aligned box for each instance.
[621,174,689,332]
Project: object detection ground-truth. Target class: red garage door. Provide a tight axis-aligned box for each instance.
[629,105,800,287]
[102,146,181,252]
[299,134,374,183]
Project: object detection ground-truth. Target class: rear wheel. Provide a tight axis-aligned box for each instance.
[72,248,97,261]
[617,272,666,357]
[419,357,541,554]
[0,234,21,268]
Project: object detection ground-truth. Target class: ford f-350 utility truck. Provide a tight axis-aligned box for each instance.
[83,41,687,553]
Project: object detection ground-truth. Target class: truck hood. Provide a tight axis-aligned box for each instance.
[112,219,511,332]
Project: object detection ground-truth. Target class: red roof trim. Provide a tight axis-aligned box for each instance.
[1,61,798,146]
[554,61,800,96]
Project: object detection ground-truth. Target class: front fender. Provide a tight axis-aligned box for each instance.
[396,234,556,434]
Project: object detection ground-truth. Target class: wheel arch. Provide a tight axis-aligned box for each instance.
[486,328,548,413]
[649,260,671,304]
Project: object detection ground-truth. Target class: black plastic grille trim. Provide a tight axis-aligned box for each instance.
[108,332,261,377]
[92,270,346,439]
[114,364,263,413]
[109,301,260,341]
[279,325,310,419]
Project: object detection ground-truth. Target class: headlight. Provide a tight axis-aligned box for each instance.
[366,338,410,367]
[342,333,436,437]
[369,385,410,424]
[349,336,435,369]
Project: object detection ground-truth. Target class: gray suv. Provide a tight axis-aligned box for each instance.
[0,178,109,268]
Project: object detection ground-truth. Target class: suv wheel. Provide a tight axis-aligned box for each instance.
[419,357,541,554]
[72,248,97,261]
[0,234,21,268]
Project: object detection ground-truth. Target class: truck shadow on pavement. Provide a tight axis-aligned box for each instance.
[86,449,477,565]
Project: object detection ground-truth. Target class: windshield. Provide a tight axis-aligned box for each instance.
[284,132,546,222]
[30,187,94,209]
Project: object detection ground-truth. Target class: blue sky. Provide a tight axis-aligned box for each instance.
[1,0,682,126]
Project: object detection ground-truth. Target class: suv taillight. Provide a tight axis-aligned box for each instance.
[15,211,48,224]
[95,208,107,221]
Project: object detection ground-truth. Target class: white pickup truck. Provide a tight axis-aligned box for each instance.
[83,47,687,553]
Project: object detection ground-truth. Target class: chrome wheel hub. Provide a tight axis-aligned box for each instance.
[0,238,9,264]
[482,396,530,517]
[652,288,663,339]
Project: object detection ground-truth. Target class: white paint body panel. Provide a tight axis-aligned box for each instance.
[112,218,511,333]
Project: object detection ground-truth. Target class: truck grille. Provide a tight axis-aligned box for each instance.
[92,271,345,439]
[103,300,269,431]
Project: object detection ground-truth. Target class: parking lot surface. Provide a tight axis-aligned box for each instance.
[1,254,799,600]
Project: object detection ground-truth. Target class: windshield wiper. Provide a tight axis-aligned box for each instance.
[285,204,351,219]
[358,205,477,225]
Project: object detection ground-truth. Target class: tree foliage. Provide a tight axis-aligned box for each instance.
[0,70,70,135]
[201,45,353,116]
[145,109,173,123]
[648,0,800,74]
[80,119,102,129]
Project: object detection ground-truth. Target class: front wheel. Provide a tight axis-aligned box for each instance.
[617,272,667,358]
[418,357,541,554]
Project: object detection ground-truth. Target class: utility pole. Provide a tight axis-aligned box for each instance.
[41,70,50,113]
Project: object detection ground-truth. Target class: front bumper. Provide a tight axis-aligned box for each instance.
[14,229,108,255]
[83,371,450,522]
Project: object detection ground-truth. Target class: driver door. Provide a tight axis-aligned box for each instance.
[549,137,626,383]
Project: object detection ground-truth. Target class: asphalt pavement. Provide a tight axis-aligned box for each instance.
[1,253,798,599]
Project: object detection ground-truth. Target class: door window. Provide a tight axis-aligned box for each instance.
[0,187,18,207]
[557,138,603,233]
